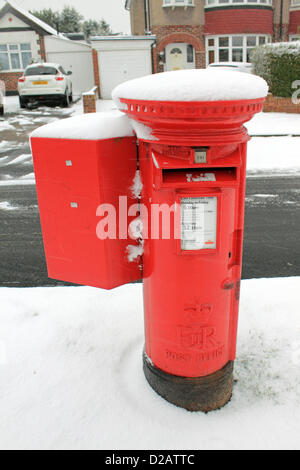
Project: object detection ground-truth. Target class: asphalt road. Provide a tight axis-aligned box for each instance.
[0,175,299,287]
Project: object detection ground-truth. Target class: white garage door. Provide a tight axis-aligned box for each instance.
[98,49,152,100]
[47,51,94,97]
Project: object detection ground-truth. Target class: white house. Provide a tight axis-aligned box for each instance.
[0,0,95,96]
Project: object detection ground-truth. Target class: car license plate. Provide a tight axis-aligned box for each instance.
[33,81,48,85]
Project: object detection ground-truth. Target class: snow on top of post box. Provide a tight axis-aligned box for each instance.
[112,69,268,104]
[30,111,134,140]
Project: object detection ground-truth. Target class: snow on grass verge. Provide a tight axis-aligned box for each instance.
[0,277,299,450]
[246,112,300,136]
[247,136,300,176]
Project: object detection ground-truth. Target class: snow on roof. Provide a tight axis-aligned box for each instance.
[112,69,269,104]
[30,111,135,141]
[1,0,58,36]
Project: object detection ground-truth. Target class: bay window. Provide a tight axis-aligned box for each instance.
[163,0,194,7]
[206,35,272,65]
[205,0,273,6]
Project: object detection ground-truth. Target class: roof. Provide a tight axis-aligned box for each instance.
[0,0,58,35]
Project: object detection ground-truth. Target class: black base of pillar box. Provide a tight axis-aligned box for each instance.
[143,352,234,413]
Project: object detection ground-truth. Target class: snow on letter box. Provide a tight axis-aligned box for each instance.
[30,112,141,289]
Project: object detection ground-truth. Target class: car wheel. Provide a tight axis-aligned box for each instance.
[0,105,3,116]
[19,96,26,109]
[62,90,70,108]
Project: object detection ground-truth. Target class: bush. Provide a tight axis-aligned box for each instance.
[251,41,300,98]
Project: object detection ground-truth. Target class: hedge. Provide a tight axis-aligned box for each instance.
[251,41,300,98]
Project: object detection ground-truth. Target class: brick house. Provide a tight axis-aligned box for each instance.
[0,0,57,94]
[0,0,96,96]
[125,0,299,73]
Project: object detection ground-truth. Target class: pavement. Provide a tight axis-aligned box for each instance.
[0,98,299,286]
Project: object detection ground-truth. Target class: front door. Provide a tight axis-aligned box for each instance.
[168,45,185,71]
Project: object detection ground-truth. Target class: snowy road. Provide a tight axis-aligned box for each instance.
[0,100,80,186]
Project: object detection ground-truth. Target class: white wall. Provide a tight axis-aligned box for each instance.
[0,12,29,28]
[0,13,41,71]
[91,37,155,100]
[44,36,94,96]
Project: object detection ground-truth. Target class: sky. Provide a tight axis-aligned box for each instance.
[2,0,131,34]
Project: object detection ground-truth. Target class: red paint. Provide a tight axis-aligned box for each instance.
[121,97,264,378]
[30,136,141,289]
[289,10,300,35]
[205,9,273,35]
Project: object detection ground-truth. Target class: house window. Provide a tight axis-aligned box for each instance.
[291,0,300,5]
[163,0,194,7]
[205,0,272,6]
[290,35,300,41]
[187,44,194,63]
[206,35,272,65]
[0,43,32,71]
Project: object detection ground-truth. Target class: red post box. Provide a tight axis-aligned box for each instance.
[112,70,267,412]
[31,70,267,412]
[30,112,141,289]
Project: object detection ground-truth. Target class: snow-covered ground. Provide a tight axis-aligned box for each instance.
[247,137,300,176]
[3,95,83,116]
[0,97,83,186]
[0,278,299,450]
[246,111,300,136]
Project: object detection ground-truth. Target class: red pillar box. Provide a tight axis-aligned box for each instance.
[30,112,141,289]
[112,70,268,411]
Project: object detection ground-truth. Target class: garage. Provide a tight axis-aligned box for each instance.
[91,36,156,100]
[44,36,95,98]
